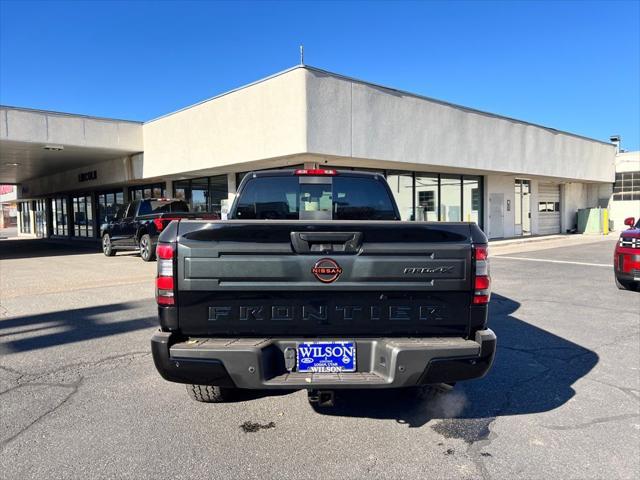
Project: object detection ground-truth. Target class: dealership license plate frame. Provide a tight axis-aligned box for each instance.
[296,341,357,373]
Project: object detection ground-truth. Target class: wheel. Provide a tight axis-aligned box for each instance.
[139,234,155,262]
[615,275,638,291]
[102,234,116,257]
[186,384,236,403]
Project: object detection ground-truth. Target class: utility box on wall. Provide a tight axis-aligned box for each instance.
[577,207,610,235]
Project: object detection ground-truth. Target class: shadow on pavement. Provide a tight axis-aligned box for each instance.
[0,239,100,260]
[0,292,600,431]
[311,293,599,429]
[0,302,155,353]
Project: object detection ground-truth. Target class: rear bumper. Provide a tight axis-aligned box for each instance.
[616,272,640,283]
[614,248,640,282]
[151,329,496,389]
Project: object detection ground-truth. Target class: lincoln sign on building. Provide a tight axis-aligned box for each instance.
[0,65,616,241]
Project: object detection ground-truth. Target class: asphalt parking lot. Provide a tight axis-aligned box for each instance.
[0,236,638,479]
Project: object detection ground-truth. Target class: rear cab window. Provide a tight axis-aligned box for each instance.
[231,173,399,220]
[138,200,190,216]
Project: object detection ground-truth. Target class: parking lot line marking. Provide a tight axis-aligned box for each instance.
[494,256,612,268]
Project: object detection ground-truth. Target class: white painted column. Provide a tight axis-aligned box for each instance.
[16,206,23,235]
[29,201,36,235]
[227,173,237,196]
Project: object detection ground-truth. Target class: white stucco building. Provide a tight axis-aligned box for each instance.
[608,150,640,230]
[0,65,616,240]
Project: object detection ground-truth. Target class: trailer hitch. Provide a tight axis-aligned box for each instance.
[308,389,335,407]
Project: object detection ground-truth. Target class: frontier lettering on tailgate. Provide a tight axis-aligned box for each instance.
[208,304,446,322]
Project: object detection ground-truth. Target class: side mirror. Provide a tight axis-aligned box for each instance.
[624,217,636,228]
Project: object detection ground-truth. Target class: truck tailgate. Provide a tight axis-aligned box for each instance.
[174,220,476,337]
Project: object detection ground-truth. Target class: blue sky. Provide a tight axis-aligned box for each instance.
[1,0,639,149]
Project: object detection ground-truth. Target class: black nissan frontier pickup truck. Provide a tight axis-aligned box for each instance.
[151,169,495,406]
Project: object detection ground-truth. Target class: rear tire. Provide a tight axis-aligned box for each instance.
[102,234,116,257]
[615,275,638,291]
[186,384,235,403]
[139,234,155,262]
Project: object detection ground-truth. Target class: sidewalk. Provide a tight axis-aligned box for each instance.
[490,233,615,255]
[0,227,17,240]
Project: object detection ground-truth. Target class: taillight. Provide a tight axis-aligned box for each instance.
[475,275,490,290]
[294,169,337,175]
[473,244,491,305]
[153,217,181,232]
[475,245,489,261]
[153,218,164,231]
[616,253,640,273]
[156,243,175,305]
[157,244,173,260]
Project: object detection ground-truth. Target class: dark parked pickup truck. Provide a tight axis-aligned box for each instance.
[151,169,496,406]
[101,198,197,262]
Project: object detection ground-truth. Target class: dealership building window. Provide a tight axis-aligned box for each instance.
[538,201,560,212]
[397,172,483,226]
[440,175,463,222]
[415,174,439,221]
[613,171,640,201]
[387,172,414,220]
[462,176,481,223]
[173,174,229,216]
[51,197,69,236]
[19,202,31,234]
[129,182,166,201]
[34,199,47,238]
[330,169,483,227]
[72,195,94,237]
[191,177,209,212]
[97,190,124,228]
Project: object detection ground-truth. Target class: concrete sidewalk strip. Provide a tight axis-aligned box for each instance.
[490,234,615,256]
[494,256,612,268]
[489,233,614,248]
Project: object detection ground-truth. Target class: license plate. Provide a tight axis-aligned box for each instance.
[296,341,356,373]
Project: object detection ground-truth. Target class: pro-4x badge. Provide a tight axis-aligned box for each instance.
[311,258,343,283]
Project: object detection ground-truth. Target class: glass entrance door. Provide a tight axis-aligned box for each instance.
[51,197,69,236]
[97,190,124,237]
[515,179,531,236]
[72,195,94,237]
[34,199,48,238]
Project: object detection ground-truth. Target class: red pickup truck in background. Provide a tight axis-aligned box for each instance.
[614,217,640,291]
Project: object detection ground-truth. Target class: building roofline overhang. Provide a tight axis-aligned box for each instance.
[3,64,616,149]
[0,104,142,124]
[147,64,615,148]
[300,65,614,148]
[144,65,303,124]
